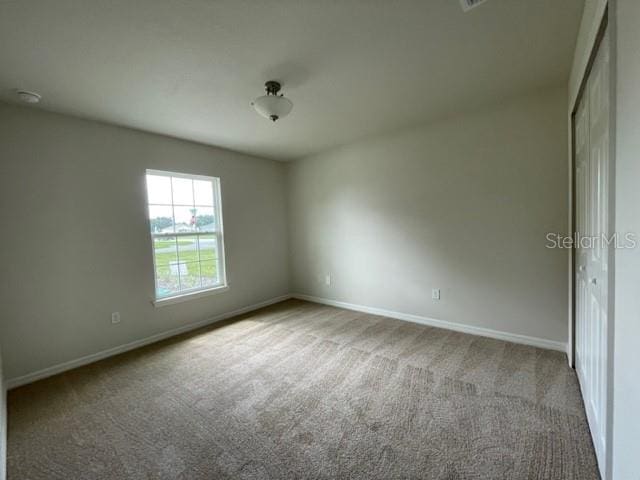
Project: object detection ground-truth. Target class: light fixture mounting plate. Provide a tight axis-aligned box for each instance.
[265,81,282,96]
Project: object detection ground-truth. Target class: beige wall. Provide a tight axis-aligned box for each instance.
[0,103,290,381]
[288,87,569,344]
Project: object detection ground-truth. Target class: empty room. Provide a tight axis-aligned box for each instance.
[1,0,639,479]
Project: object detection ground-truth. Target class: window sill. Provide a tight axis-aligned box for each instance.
[152,285,229,307]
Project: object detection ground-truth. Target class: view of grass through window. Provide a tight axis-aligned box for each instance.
[146,171,225,299]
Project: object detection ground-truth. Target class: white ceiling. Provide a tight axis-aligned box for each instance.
[0,0,583,161]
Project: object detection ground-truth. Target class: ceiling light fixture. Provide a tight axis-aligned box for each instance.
[251,81,293,122]
[460,0,489,12]
[16,90,42,104]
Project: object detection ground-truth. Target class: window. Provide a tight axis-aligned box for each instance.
[145,170,227,301]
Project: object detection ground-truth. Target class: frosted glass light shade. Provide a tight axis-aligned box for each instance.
[252,95,293,121]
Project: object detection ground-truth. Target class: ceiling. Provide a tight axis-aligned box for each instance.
[0,0,583,161]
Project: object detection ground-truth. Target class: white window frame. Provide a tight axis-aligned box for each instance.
[145,169,228,306]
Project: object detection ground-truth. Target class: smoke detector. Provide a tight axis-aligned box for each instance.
[460,0,489,12]
[16,90,41,104]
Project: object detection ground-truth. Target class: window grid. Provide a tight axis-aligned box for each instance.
[146,170,226,300]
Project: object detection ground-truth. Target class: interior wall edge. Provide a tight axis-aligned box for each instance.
[289,84,568,167]
[0,100,286,166]
[5,294,292,391]
[292,294,567,353]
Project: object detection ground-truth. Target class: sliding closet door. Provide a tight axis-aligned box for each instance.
[574,29,609,474]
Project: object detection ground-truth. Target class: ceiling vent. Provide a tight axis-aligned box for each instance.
[460,0,488,12]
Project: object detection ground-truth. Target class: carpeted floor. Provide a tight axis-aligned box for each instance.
[8,299,599,479]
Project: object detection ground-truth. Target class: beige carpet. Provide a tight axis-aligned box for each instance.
[8,299,599,479]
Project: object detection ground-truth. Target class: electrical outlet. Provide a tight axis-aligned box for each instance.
[325,274,331,286]
[432,289,440,300]
[111,312,121,324]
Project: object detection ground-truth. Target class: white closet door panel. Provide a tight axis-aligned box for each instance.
[575,29,609,476]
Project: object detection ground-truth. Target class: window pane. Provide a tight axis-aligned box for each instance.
[194,179,214,206]
[198,234,217,261]
[179,262,201,290]
[156,264,180,298]
[173,206,197,232]
[149,205,174,233]
[146,175,172,205]
[177,235,199,264]
[200,235,219,287]
[154,237,178,265]
[201,258,219,287]
[194,207,215,232]
[172,177,194,206]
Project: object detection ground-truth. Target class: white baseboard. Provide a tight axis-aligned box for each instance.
[6,294,292,390]
[292,293,566,352]
[7,291,566,389]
